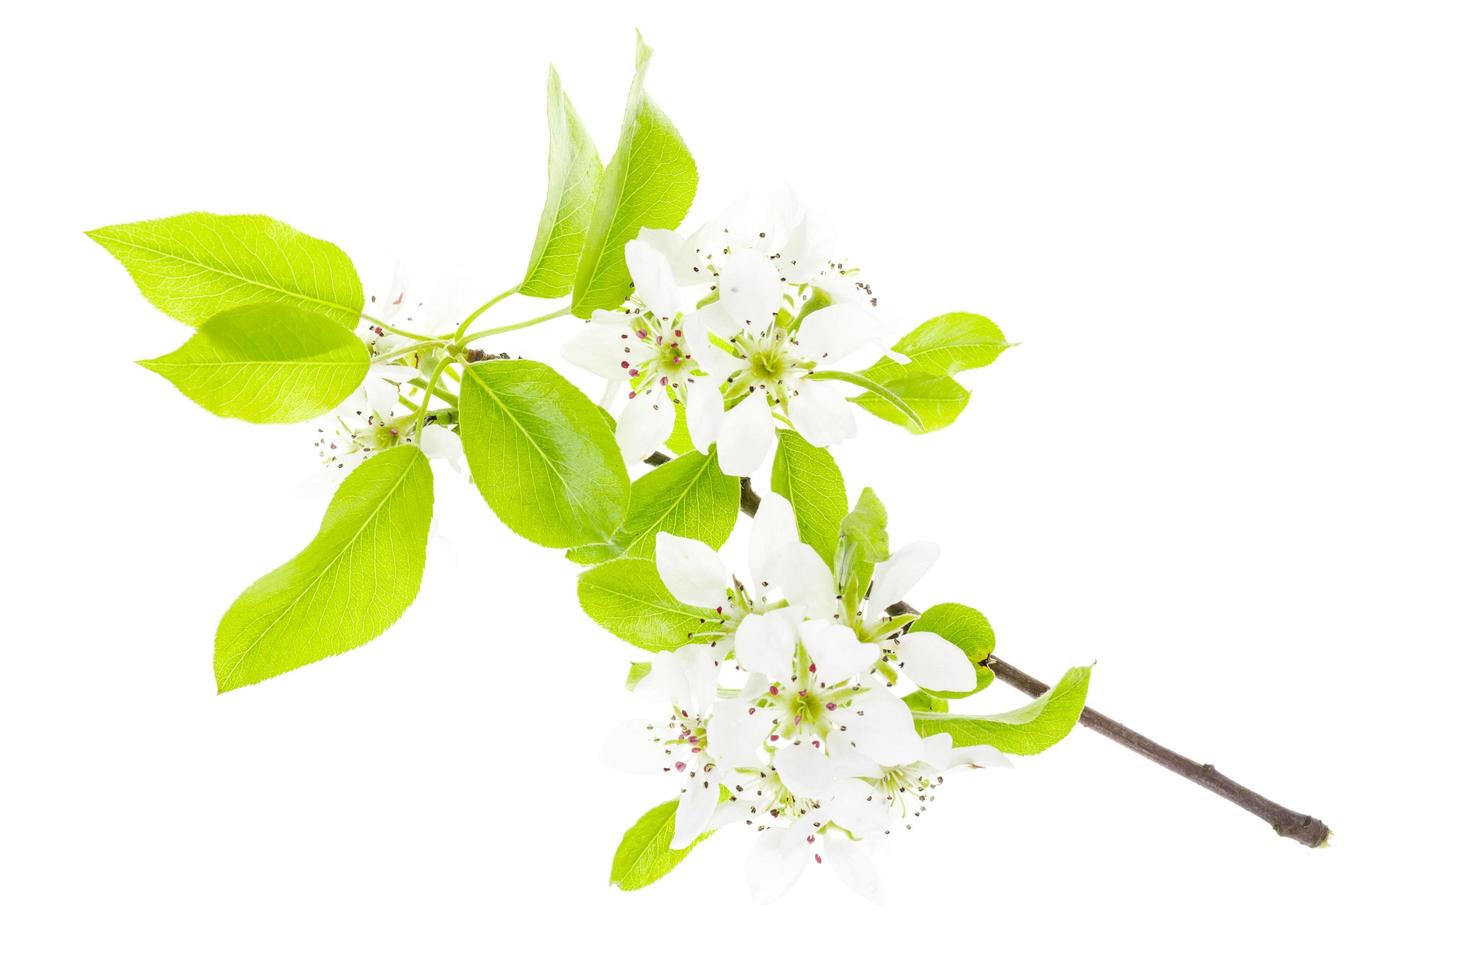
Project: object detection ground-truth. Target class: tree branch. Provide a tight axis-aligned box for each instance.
[642,450,1333,848]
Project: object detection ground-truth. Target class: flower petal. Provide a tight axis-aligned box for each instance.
[745,822,812,904]
[795,302,881,363]
[655,532,730,609]
[780,542,838,620]
[823,834,884,905]
[635,649,694,707]
[684,380,724,452]
[676,643,720,714]
[799,620,878,684]
[707,697,776,772]
[602,719,668,774]
[716,391,775,477]
[719,247,784,327]
[826,777,894,836]
[615,388,675,465]
[843,688,923,766]
[895,632,976,692]
[638,227,708,286]
[867,540,940,617]
[561,323,631,381]
[735,610,797,678]
[773,742,837,801]
[363,377,402,421]
[951,744,1014,770]
[788,381,858,448]
[672,772,720,849]
[625,238,680,321]
[750,494,800,596]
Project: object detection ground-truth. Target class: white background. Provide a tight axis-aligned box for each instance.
[4,1,1476,976]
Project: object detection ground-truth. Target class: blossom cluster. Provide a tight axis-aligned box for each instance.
[563,191,889,474]
[608,495,1008,903]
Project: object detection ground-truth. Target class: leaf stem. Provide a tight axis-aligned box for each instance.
[451,284,523,342]
[361,311,437,343]
[413,359,456,444]
[459,306,572,344]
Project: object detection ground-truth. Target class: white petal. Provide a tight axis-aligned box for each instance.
[655,532,730,610]
[373,364,421,385]
[749,494,800,595]
[707,697,775,772]
[788,382,858,448]
[745,823,812,904]
[823,835,884,904]
[799,621,878,684]
[676,644,720,714]
[773,742,837,800]
[672,773,720,849]
[951,744,1014,770]
[379,264,409,320]
[895,632,976,692]
[719,248,784,327]
[602,720,668,774]
[363,377,402,421]
[634,649,692,706]
[689,306,747,376]
[625,238,680,321]
[868,540,941,617]
[780,542,838,620]
[828,743,885,780]
[615,389,675,465]
[638,227,708,286]
[418,425,463,467]
[843,689,923,766]
[561,324,632,381]
[795,302,881,363]
[716,391,775,477]
[684,380,724,452]
[826,778,894,836]
[734,610,797,678]
[919,732,956,773]
[777,211,831,284]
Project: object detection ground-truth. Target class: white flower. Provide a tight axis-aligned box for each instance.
[562,239,703,464]
[616,492,1000,902]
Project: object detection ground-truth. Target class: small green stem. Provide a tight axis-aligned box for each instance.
[460,306,571,344]
[372,340,442,364]
[451,284,523,342]
[414,358,455,445]
[361,311,437,343]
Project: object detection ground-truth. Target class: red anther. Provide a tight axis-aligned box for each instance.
[628,368,639,377]
[825,703,837,711]
[674,328,683,336]
[814,854,822,864]
[636,328,648,339]
[691,746,702,754]
[620,360,630,369]
[716,606,723,615]
[806,835,816,844]
[627,391,637,399]
[769,735,779,742]
[675,762,686,772]
[768,685,779,696]
[660,376,669,385]
[808,664,817,674]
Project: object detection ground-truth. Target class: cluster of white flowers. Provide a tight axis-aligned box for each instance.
[608,495,1009,903]
[312,270,464,475]
[563,191,889,475]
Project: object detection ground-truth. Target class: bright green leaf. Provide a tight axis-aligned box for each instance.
[214,445,434,692]
[912,665,1092,755]
[909,602,996,699]
[666,400,697,455]
[771,430,847,565]
[139,303,368,424]
[521,66,603,299]
[839,487,889,563]
[811,368,925,432]
[88,212,364,329]
[902,690,949,712]
[849,358,971,433]
[577,558,716,652]
[460,359,629,548]
[891,312,1011,376]
[625,661,652,691]
[608,450,738,560]
[571,34,698,317]
[610,798,709,891]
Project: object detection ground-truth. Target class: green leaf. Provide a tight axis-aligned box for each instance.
[625,661,652,691]
[139,303,368,424]
[849,358,971,434]
[605,450,739,560]
[460,359,629,548]
[771,431,847,565]
[891,312,1011,376]
[839,487,889,563]
[902,690,949,712]
[811,368,925,432]
[912,665,1092,755]
[88,212,364,329]
[909,602,996,699]
[214,445,434,692]
[610,798,709,891]
[571,33,698,318]
[521,66,603,299]
[577,558,716,652]
[666,400,697,455]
